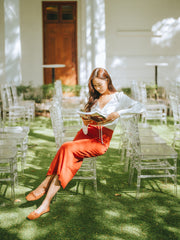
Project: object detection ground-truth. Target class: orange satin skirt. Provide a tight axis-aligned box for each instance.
[47,125,113,188]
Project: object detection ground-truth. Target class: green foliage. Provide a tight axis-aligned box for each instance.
[122,87,131,96]
[41,83,55,99]
[62,84,82,96]
[15,83,82,103]
[16,85,33,96]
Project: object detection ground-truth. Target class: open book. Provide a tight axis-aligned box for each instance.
[77,110,106,122]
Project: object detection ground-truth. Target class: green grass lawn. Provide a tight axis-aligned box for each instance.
[0,117,180,240]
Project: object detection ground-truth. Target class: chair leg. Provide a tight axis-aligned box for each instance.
[128,160,134,185]
[93,179,97,196]
[10,170,16,201]
[136,172,141,199]
[124,153,129,172]
[174,158,177,196]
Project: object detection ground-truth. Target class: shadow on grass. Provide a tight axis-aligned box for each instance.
[29,130,55,143]
[0,117,180,240]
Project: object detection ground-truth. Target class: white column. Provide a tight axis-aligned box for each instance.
[79,0,88,85]
[93,0,106,68]
[78,0,106,85]
[4,0,22,85]
[85,0,93,79]
[0,0,5,83]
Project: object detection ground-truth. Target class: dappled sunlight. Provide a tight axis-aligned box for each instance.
[120,224,144,238]
[18,222,49,240]
[151,17,180,47]
[4,0,21,85]
[0,63,4,77]
[81,0,106,83]
[0,116,179,239]
[5,2,17,21]
[111,57,125,68]
[93,0,106,68]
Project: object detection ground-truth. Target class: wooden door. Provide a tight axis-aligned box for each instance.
[42,2,77,85]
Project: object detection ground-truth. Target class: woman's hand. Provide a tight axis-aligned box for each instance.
[97,112,120,125]
[82,117,97,126]
[82,112,119,126]
[106,112,120,122]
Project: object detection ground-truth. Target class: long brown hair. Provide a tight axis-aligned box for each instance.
[84,68,117,112]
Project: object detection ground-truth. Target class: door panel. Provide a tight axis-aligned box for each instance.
[42,2,77,85]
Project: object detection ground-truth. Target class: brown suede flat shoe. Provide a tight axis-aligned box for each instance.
[26,188,46,201]
[27,207,50,220]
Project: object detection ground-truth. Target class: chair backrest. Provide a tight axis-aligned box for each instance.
[80,85,89,105]
[139,83,147,104]
[0,107,1,127]
[1,85,9,109]
[54,80,63,104]
[8,106,27,126]
[131,80,141,101]
[169,94,180,124]
[49,99,64,150]
[11,85,19,105]
[120,114,141,157]
[5,85,13,107]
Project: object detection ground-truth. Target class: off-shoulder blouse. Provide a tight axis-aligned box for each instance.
[90,91,145,130]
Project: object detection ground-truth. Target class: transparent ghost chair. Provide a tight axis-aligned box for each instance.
[1,84,32,125]
[54,80,63,104]
[138,83,167,124]
[79,85,89,106]
[0,126,29,172]
[120,116,161,172]
[119,116,133,171]
[0,107,2,128]
[0,143,18,201]
[53,81,82,126]
[49,98,97,194]
[125,114,177,198]
[169,93,180,148]
[131,80,141,101]
[10,84,35,120]
[142,104,167,124]
[61,96,82,126]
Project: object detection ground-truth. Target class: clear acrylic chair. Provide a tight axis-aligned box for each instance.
[169,93,180,124]
[120,116,159,172]
[122,114,177,198]
[0,145,18,200]
[0,107,2,128]
[119,116,133,172]
[54,80,63,104]
[131,80,141,101]
[49,98,97,194]
[0,127,29,172]
[1,84,32,125]
[10,84,35,120]
[137,83,167,124]
[142,104,167,124]
[169,93,180,147]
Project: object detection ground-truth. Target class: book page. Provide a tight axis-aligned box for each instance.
[77,110,106,122]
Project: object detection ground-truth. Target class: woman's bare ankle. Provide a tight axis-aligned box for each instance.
[36,202,50,213]
[35,175,55,192]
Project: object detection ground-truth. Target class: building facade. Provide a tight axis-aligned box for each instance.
[0,0,180,92]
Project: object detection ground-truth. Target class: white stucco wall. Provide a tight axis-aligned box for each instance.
[20,0,43,87]
[105,0,180,91]
[3,0,180,91]
[0,0,5,83]
[4,0,22,85]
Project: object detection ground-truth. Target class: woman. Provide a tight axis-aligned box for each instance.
[26,68,144,220]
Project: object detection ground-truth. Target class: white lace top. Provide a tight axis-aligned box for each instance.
[87,91,145,131]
